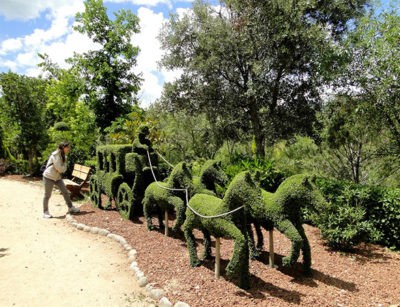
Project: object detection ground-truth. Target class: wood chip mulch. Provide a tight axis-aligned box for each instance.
[73,199,400,307]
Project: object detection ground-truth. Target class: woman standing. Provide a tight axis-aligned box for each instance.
[42,142,80,218]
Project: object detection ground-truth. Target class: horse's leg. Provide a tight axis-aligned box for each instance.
[183,214,201,267]
[217,219,250,289]
[255,221,264,250]
[157,205,165,230]
[142,195,155,231]
[171,197,185,232]
[247,221,260,260]
[297,224,312,275]
[202,228,212,260]
[275,219,303,267]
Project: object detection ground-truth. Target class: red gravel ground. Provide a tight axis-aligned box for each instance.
[73,199,400,307]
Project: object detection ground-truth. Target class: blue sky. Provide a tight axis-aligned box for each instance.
[0,0,198,108]
[0,0,397,108]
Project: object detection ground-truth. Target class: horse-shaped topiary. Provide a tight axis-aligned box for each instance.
[143,161,194,232]
[250,174,326,275]
[143,160,228,232]
[183,171,265,289]
[192,160,228,196]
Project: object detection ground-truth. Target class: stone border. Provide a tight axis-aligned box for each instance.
[65,213,190,307]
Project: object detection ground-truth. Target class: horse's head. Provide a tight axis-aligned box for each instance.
[278,174,326,208]
[168,161,195,193]
[200,160,228,191]
[224,171,265,217]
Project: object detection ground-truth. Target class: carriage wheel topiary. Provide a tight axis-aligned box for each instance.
[89,175,102,208]
[116,182,133,219]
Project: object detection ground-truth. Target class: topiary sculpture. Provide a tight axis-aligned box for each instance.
[143,162,195,232]
[127,124,159,215]
[183,171,265,289]
[250,174,326,275]
[192,160,228,196]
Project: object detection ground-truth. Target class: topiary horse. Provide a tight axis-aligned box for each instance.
[143,162,195,232]
[192,160,228,196]
[183,171,265,289]
[250,174,326,275]
[143,159,228,232]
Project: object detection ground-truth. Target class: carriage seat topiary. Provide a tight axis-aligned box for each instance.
[127,124,159,214]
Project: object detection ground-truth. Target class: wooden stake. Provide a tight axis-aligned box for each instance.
[164,210,169,236]
[269,229,274,268]
[215,237,221,279]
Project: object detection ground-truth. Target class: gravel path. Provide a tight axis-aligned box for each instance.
[0,178,155,307]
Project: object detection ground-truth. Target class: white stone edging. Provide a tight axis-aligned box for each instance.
[65,213,189,307]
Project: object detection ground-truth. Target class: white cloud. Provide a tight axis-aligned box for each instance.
[132,7,183,108]
[0,38,23,55]
[0,0,80,21]
[106,0,172,9]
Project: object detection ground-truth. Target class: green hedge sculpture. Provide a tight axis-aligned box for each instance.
[143,162,195,231]
[192,160,228,196]
[251,174,326,275]
[89,124,160,218]
[143,160,228,232]
[183,171,265,289]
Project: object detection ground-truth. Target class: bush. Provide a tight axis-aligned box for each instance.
[312,201,380,251]
[313,177,400,250]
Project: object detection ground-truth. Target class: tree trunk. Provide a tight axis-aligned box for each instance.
[249,99,265,158]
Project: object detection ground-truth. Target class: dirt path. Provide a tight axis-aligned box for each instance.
[0,178,155,307]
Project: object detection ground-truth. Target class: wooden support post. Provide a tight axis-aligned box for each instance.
[215,237,221,279]
[164,210,169,236]
[269,229,274,268]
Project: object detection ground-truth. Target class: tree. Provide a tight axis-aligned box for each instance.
[38,54,98,165]
[0,72,49,173]
[344,7,400,155]
[159,0,369,158]
[71,0,142,131]
[318,95,381,183]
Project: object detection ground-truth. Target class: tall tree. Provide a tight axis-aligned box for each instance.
[71,0,142,131]
[344,7,400,155]
[0,72,49,173]
[159,0,369,157]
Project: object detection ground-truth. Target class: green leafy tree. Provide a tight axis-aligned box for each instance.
[159,0,369,158]
[71,0,142,131]
[148,103,220,163]
[39,54,98,165]
[318,95,381,183]
[345,7,400,154]
[0,72,49,173]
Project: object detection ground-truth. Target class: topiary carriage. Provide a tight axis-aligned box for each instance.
[89,125,160,219]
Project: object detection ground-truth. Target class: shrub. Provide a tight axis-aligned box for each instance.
[312,201,380,251]
[313,177,400,250]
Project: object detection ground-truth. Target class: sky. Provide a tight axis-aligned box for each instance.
[0,0,199,108]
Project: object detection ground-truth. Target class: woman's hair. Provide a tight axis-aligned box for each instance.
[58,142,70,163]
